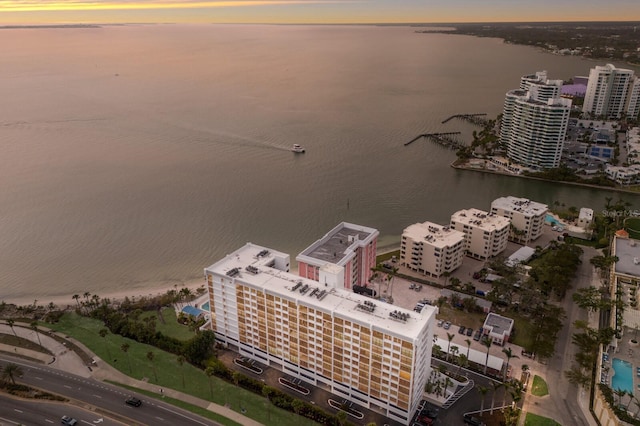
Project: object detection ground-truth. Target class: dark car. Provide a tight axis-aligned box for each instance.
[61,416,78,426]
[419,408,439,419]
[466,327,474,337]
[473,329,482,341]
[463,413,486,426]
[458,325,466,334]
[126,396,142,407]
[417,416,434,425]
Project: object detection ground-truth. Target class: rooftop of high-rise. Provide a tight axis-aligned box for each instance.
[403,221,465,249]
[297,222,378,265]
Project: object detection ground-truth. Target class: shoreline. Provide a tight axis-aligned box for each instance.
[3,278,207,309]
[451,160,640,196]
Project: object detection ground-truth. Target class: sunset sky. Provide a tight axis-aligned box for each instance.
[1,0,638,25]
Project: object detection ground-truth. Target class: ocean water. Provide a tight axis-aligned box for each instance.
[0,24,637,303]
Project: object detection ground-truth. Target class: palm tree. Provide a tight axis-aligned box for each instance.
[490,381,503,414]
[72,294,80,308]
[465,338,472,359]
[482,337,492,374]
[477,385,489,413]
[177,355,186,388]
[30,321,42,347]
[614,388,626,406]
[457,354,468,376]
[98,328,111,360]
[205,366,215,398]
[147,351,158,382]
[1,363,24,384]
[120,343,131,373]
[502,347,519,381]
[446,332,455,362]
[443,377,454,399]
[6,319,17,337]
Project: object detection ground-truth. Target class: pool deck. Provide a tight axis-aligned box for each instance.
[604,327,640,395]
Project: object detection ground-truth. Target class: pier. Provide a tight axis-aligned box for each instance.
[404,132,463,150]
[441,113,488,125]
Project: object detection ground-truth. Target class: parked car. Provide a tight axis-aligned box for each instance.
[473,329,482,341]
[443,321,451,330]
[437,320,444,327]
[125,396,142,407]
[419,408,439,419]
[463,414,486,426]
[458,325,466,334]
[61,416,78,426]
[466,327,474,337]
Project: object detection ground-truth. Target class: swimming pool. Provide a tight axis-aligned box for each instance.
[201,301,210,311]
[545,214,563,226]
[612,358,634,394]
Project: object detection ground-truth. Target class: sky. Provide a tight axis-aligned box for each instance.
[0,0,639,25]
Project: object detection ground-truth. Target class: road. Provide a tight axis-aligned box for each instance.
[0,356,219,426]
[521,246,599,426]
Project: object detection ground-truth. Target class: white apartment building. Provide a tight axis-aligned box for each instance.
[400,221,465,278]
[296,222,378,291]
[583,63,640,119]
[610,234,640,338]
[450,208,511,260]
[205,243,436,425]
[501,74,572,169]
[490,197,548,244]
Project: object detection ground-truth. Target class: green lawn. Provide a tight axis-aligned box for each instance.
[531,375,549,397]
[626,217,640,239]
[43,313,316,426]
[524,412,561,426]
[139,307,195,341]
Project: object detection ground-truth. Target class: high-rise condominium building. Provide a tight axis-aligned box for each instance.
[501,72,571,169]
[205,243,435,425]
[400,221,465,278]
[490,196,548,244]
[450,208,511,260]
[296,222,378,290]
[584,64,640,119]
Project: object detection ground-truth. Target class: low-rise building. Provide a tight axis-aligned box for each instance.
[400,221,466,278]
[490,196,548,244]
[450,208,510,260]
[578,208,594,229]
[482,313,514,346]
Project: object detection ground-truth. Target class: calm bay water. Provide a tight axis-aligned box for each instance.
[0,24,637,303]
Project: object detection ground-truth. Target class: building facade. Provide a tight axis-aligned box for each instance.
[450,208,511,260]
[400,221,465,278]
[610,234,640,340]
[583,63,640,119]
[296,222,378,290]
[490,197,548,244]
[205,243,435,425]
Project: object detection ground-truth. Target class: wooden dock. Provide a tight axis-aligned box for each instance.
[441,113,488,125]
[404,132,463,149]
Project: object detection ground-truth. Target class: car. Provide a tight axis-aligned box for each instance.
[419,408,439,419]
[463,414,486,426]
[443,321,451,330]
[436,319,443,327]
[466,327,474,337]
[125,396,142,407]
[473,329,482,341]
[61,416,78,426]
[458,325,466,334]
[417,416,434,425]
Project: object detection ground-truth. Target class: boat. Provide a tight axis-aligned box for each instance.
[291,144,305,153]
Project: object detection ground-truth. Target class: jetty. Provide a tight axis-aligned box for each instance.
[404,132,463,150]
[441,113,488,125]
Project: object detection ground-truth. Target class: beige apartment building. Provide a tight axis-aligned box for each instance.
[450,208,511,260]
[205,243,436,425]
[400,221,465,278]
[490,196,548,244]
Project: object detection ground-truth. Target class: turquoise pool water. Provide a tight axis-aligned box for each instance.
[545,214,563,226]
[612,358,634,393]
[201,301,210,311]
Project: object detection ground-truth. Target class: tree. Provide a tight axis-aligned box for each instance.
[177,355,186,388]
[6,319,17,337]
[464,338,472,359]
[1,363,24,384]
[457,354,468,376]
[147,351,158,382]
[205,366,216,399]
[482,337,492,374]
[120,343,131,373]
[98,328,111,360]
[490,381,503,414]
[72,294,80,308]
[477,386,489,413]
[30,321,42,347]
[502,347,519,381]
[446,333,455,362]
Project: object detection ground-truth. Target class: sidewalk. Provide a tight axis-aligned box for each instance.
[0,323,262,426]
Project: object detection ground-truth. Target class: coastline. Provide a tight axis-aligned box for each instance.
[3,277,207,309]
[451,160,640,196]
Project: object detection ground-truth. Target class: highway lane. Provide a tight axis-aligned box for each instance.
[0,356,220,426]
